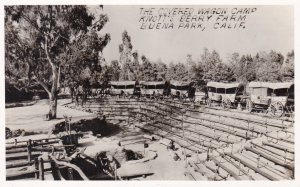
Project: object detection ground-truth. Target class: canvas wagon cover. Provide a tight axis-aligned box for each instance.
[207,82,243,89]
[110,81,136,86]
[170,80,190,87]
[248,82,294,89]
[141,81,165,86]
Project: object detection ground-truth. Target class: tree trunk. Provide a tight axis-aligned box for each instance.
[49,66,59,119]
[49,94,57,119]
[44,38,59,119]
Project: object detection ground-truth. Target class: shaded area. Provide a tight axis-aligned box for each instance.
[51,117,122,137]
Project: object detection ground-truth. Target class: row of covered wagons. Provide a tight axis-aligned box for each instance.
[108,80,192,97]
[92,80,294,117]
[206,81,294,117]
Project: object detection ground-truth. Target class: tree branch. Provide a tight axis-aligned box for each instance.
[9,6,44,35]
[51,36,60,48]
[36,78,51,96]
[44,37,56,68]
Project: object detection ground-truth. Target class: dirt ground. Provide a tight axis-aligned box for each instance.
[6,99,96,133]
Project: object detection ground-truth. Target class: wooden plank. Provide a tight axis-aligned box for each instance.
[31,146,65,152]
[250,142,294,161]
[184,114,261,135]
[6,137,59,145]
[119,135,148,142]
[139,105,253,141]
[204,162,230,180]
[156,100,289,128]
[120,139,148,146]
[6,168,38,180]
[6,165,66,180]
[279,138,294,144]
[6,160,34,169]
[6,147,28,154]
[6,152,41,161]
[265,134,294,144]
[225,153,279,181]
[137,111,234,146]
[6,140,60,150]
[262,141,294,154]
[211,158,242,180]
[244,146,294,170]
[192,162,219,180]
[135,124,206,153]
[222,155,254,180]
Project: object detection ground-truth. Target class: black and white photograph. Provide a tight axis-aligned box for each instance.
[2,2,296,182]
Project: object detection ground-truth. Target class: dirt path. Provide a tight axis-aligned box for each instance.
[5,99,96,132]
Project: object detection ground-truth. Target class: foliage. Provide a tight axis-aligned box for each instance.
[196,48,231,82]
[6,5,294,107]
[254,51,284,82]
[113,32,294,86]
[5,5,110,117]
[119,30,133,80]
[281,50,294,81]
[229,53,256,82]
[140,55,153,81]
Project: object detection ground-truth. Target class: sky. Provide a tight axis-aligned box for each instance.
[92,5,293,64]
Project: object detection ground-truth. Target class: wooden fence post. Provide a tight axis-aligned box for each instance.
[27,139,32,162]
[50,160,59,180]
[34,157,39,179]
[207,147,210,161]
[39,157,45,180]
[68,168,74,180]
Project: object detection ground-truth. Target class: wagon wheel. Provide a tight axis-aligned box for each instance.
[246,99,253,112]
[270,102,284,117]
[222,99,231,109]
[206,98,212,107]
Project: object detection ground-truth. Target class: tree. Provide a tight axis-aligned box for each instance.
[131,50,141,80]
[5,5,110,118]
[109,60,121,81]
[191,63,205,88]
[281,50,294,81]
[174,63,188,81]
[61,30,110,87]
[119,30,133,80]
[156,59,168,81]
[213,63,235,82]
[198,48,223,82]
[166,62,176,81]
[140,55,153,81]
[269,50,284,65]
[229,53,256,82]
[186,54,197,82]
[255,51,284,82]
